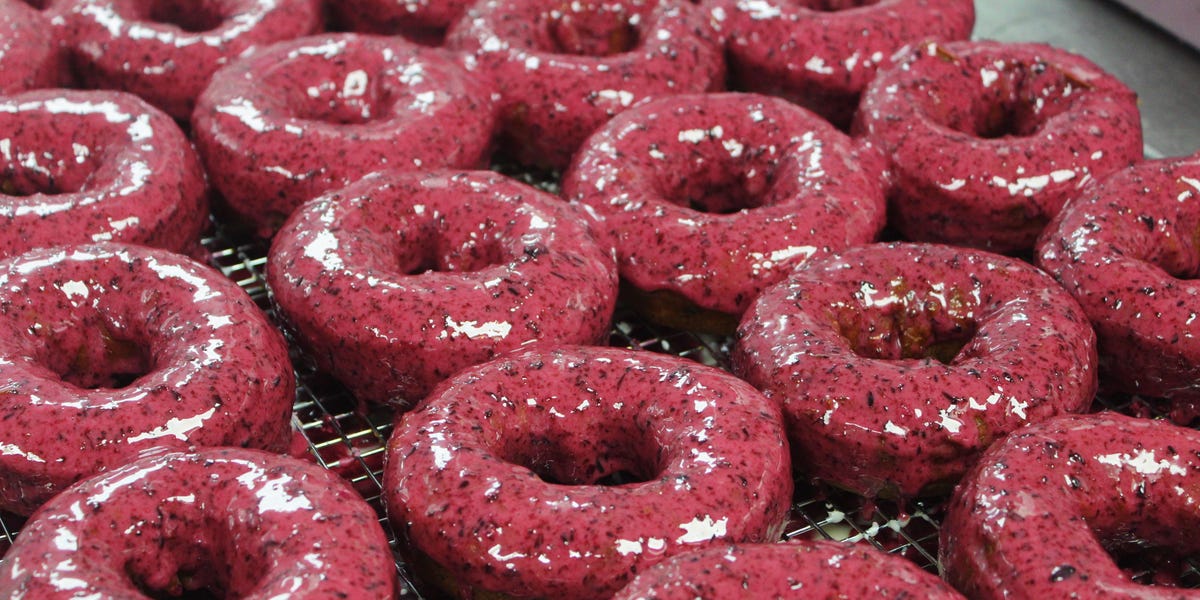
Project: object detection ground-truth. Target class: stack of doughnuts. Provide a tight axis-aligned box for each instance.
[2,0,1199,598]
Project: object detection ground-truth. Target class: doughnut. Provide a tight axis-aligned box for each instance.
[267,170,618,406]
[0,447,397,598]
[446,0,725,170]
[0,243,295,515]
[193,33,497,238]
[330,0,472,44]
[941,412,1200,599]
[715,0,975,128]
[0,0,69,94]
[613,541,964,599]
[733,242,1099,499]
[0,89,209,259]
[1038,153,1200,424]
[384,345,792,599]
[854,40,1143,254]
[63,0,322,120]
[563,91,886,333]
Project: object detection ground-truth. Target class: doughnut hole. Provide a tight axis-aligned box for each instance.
[0,136,106,197]
[835,278,979,364]
[796,0,884,11]
[1129,202,1200,281]
[493,416,661,486]
[1089,483,1200,587]
[535,2,647,56]
[34,307,154,390]
[18,0,51,9]
[138,0,227,33]
[262,56,402,126]
[653,136,785,215]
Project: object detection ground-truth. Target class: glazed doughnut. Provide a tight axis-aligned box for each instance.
[0,447,397,598]
[194,33,497,238]
[63,0,322,120]
[267,170,618,406]
[734,242,1098,499]
[384,345,792,599]
[446,0,724,170]
[1038,153,1200,424]
[330,0,472,44]
[0,0,68,94]
[0,90,209,259]
[563,92,886,333]
[613,541,964,599]
[715,0,975,128]
[941,412,1200,599]
[0,243,295,515]
[854,40,1143,253]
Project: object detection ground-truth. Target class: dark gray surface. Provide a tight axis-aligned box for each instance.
[975,0,1200,157]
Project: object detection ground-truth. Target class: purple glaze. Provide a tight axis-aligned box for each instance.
[384,345,793,599]
[854,40,1143,253]
[0,90,209,259]
[715,0,975,128]
[63,0,322,120]
[613,540,964,599]
[193,33,498,239]
[267,170,618,406]
[563,92,886,316]
[734,242,1099,499]
[0,244,295,515]
[0,0,68,94]
[446,0,725,170]
[1038,153,1200,424]
[941,412,1200,599]
[0,447,397,598]
[331,0,472,42]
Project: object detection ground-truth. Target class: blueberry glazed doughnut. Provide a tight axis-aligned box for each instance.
[446,0,725,170]
[330,0,472,44]
[734,242,1098,499]
[63,0,322,120]
[854,40,1143,253]
[194,33,497,238]
[1038,153,1200,424]
[0,244,295,515]
[267,170,618,406]
[941,412,1200,599]
[715,0,975,128]
[0,90,209,259]
[564,92,886,333]
[0,0,69,94]
[384,345,792,599]
[0,447,397,599]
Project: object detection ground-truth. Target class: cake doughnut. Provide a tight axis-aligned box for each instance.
[446,0,725,170]
[563,92,886,333]
[330,0,472,44]
[0,89,209,259]
[1038,153,1200,424]
[613,541,964,599]
[854,40,1143,254]
[63,0,322,120]
[0,447,397,598]
[384,345,792,599]
[0,0,69,94]
[194,33,497,238]
[267,170,618,406]
[941,412,1200,599]
[715,0,975,129]
[0,243,295,515]
[734,242,1099,499]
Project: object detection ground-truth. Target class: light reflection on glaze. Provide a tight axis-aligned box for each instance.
[0,448,396,599]
[384,345,793,599]
[0,1,68,94]
[734,243,1099,499]
[564,92,886,316]
[0,244,295,515]
[942,413,1200,600]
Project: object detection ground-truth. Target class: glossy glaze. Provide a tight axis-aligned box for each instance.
[564,92,886,317]
[194,33,497,239]
[384,345,793,599]
[854,40,1143,253]
[613,540,964,599]
[267,170,618,406]
[0,90,208,259]
[331,0,472,42]
[1038,153,1200,424]
[0,447,396,598]
[446,0,724,170]
[0,0,68,94]
[942,413,1200,599]
[64,0,322,120]
[734,242,1098,499]
[0,244,295,515]
[716,0,975,128]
